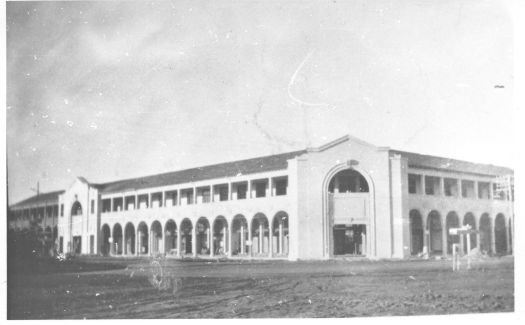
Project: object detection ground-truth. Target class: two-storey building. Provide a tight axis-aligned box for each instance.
[8,135,514,260]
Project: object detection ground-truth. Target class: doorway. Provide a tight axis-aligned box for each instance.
[333,224,366,256]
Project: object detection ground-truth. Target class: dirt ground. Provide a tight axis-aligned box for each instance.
[7,255,514,319]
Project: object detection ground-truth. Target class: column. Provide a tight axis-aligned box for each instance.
[474,181,479,199]
[489,182,494,200]
[269,223,273,258]
[228,224,233,257]
[491,218,496,254]
[442,216,448,256]
[240,223,245,255]
[258,222,263,254]
[222,224,227,256]
[248,181,252,199]
[192,224,197,257]
[248,221,252,257]
[177,227,182,258]
[440,178,445,196]
[457,180,463,199]
[421,175,426,195]
[210,228,214,257]
[136,230,141,256]
[506,216,511,254]
[228,183,232,200]
[279,221,284,255]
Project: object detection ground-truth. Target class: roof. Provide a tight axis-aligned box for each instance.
[391,150,513,177]
[10,190,65,210]
[96,149,307,194]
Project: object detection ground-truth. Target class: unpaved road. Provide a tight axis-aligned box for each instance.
[7,256,514,318]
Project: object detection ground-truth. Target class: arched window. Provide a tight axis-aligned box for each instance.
[71,201,82,216]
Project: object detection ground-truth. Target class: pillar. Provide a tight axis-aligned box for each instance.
[240,223,245,255]
[269,223,273,258]
[491,217,496,254]
[279,221,284,255]
[228,224,233,257]
[506,216,511,254]
[442,216,448,256]
[210,228,214,257]
[258,222,263,254]
[248,221,252,257]
[177,227,182,258]
[192,224,197,257]
[223,225,227,254]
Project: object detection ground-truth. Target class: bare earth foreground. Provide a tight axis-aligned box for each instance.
[7,256,514,319]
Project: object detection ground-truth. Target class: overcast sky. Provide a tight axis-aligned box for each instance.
[6,0,513,204]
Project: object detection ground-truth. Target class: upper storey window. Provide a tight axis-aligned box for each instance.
[275,178,288,196]
[408,174,422,194]
[328,169,369,194]
[425,176,441,195]
[102,199,111,213]
[444,178,458,197]
[461,180,475,198]
[71,201,82,216]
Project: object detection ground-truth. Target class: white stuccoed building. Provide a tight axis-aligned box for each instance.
[9,135,514,260]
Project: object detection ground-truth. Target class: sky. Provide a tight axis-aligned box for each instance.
[6,0,514,205]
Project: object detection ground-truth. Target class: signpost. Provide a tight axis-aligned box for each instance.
[449,225,479,271]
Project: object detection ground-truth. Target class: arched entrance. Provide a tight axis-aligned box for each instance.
[463,213,477,252]
[445,212,460,254]
[101,224,111,256]
[495,214,507,255]
[328,168,370,256]
[196,217,211,255]
[180,219,193,255]
[479,213,492,254]
[409,210,423,255]
[112,223,123,255]
[164,220,178,255]
[251,213,269,255]
[232,214,248,256]
[124,223,135,255]
[150,221,162,255]
[137,222,149,255]
[213,216,228,256]
[427,211,442,255]
[272,211,289,256]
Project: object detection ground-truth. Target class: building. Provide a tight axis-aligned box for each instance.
[8,135,514,260]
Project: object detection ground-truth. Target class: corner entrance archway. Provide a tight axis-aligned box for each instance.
[112,223,123,255]
[327,168,370,257]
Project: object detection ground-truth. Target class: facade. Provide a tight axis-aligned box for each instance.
[8,135,514,260]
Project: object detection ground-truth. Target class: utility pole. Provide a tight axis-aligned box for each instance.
[30,181,40,197]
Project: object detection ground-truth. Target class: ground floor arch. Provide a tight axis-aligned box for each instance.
[463,213,477,251]
[124,222,135,255]
[232,214,248,256]
[213,216,228,256]
[101,224,111,256]
[272,211,289,256]
[180,218,193,255]
[479,213,492,254]
[252,213,269,255]
[196,217,211,255]
[137,222,149,255]
[150,221,162,255]
[164,219,178,255]
[445,212,460,254]
[427,211,442,255]
[495,214,507,255]
[112,223,123,255]
[409,210,423,255]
